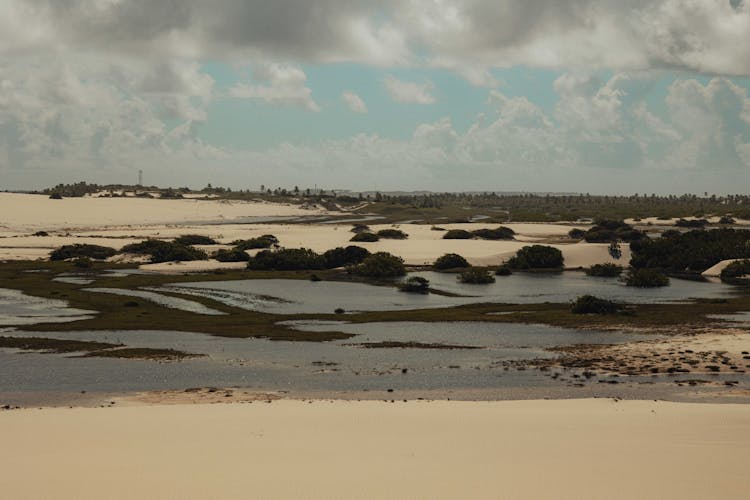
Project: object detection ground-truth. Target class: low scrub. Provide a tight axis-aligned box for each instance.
[50,244,118,261]
[458,267,496,284]
[350,232,380,242]
[322,246,370,268]
[247,248,325,271]
[583,220,646,243]
[571,295,620,314]
[232,235,278,250]
[720,259,750,280]
[623,268,670,287]
[442,229,473,239]
[376,228,408,239]
[174,234,217,246]
[433,253,470,270]
[120,239,207,263]
[398,276,430,294]
[507,245,564,270]
[213,248,250,262]
[472,226,515,240]
[675,218,708,228]
[586,263,623,277]
[350,252,406,278]
[495,265,512,276]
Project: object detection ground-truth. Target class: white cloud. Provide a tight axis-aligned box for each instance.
[383,75,435,104]
[341,91,368,113]
[229,64,320,111]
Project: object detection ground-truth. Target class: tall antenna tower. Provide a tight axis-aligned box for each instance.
[138,169,143,186]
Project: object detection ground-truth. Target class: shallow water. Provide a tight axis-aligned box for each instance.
[85,287,226,315]
[0,288,96,326]
[158,271,739,315]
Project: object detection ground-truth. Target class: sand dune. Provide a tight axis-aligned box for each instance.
[1,399,748,500]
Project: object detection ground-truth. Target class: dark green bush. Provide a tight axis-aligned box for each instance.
[507,245,564,270]
[50,244,118,261]
[398,276,430,294]
[586,263,623,277]
[232,235,278,250]
[350,252,406,278]
[247,248,325,271]
[495,265,512,276]
[49,192,63,199]
[719,216,736,224]
[33,231,49,237]
[458,268,496,284]
[568,228,586,239]
[583,220,645,243]
[350,224,370,233]
[472,226,515,240]
[213,248,250,262]
[433,253,470,270]
[174,234,217,246]
[442,229,473,240]
[720,259,750,280]
[350,232,380,242]
[322,246,370,268]
[571,295,619,314]
[624,268,669,287]
[376,229,408,239]
[675,218,708,228]
[120,239,207,263]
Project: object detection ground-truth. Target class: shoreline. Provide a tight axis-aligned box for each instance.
[2,397,749,499]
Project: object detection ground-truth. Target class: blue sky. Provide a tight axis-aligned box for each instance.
[2,1,750,193]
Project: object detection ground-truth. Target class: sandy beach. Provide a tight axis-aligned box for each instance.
[1,398,748,500]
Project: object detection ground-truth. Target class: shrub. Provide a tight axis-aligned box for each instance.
[583,220,645,243]
[350,252,406,278]
[568,228,586,239]
[719,216,736,225]
[213,248,250,262]
[73,257,93,269]
[433,253,470,270]
[322,246,370,268]
[442,229,473,240]
[472,226,515,240]
[431,226,446,231]
[33,231,49,237]
[495,265,512,276]
[586,263,623,277]
[174,234,217,246]
[120,239,207,263]
[50,244,118,261]
[376,229,408,239]
[232,235,278,250]
[458,268,496,284]
[571,295,620,314]
[624,268,669,287]
[399,276,430,294]
[49,192,63,199]
[350,224,370,233]
[247,248,325,271]
[720,259,750,280]
[350,232,380,242]
[675,218,708,228]
[507,245,564,270]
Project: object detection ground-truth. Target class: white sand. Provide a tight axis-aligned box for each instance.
[702,259,742,277]
[1,399,748,500]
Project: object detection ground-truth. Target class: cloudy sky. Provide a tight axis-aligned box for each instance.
[2,0,750,193]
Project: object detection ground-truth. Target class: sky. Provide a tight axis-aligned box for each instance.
[1,1,750,194]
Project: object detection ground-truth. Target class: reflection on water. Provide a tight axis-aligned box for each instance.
[85,287,226,316]
[158,271,739,315]
[0,288,96,326]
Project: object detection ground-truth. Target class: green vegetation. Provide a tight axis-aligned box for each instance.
[121,239,208,263]
[50,244,118,261]
[247,248,325,271]
[495,265,512,276]
[73,257,93,269]
[675,218,708,228]
[583,220,645,243]
[398,276,430,294]
[232,235,278,250]
[720,260,750,281]
[350,252,406,278]
[507,245,564,270]
[174,234,218,246]
[350,232,380,242]
[586,263,623,277]
[213,248,250,262]
[571,295,620,314]
[458,268,496,284]
[624,268,670,287]
[568,228,586,239]
[322,246,370,268]
[48,192,63,199]
[471,226,515,240]
[442,229,473,239]
[719,216,736,224]
[629,228,750,273]
[376,228,409,239]
[433,253,470,270]
[350,224,370,233]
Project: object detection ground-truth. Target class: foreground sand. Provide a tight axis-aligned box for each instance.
[1,399,748,499]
